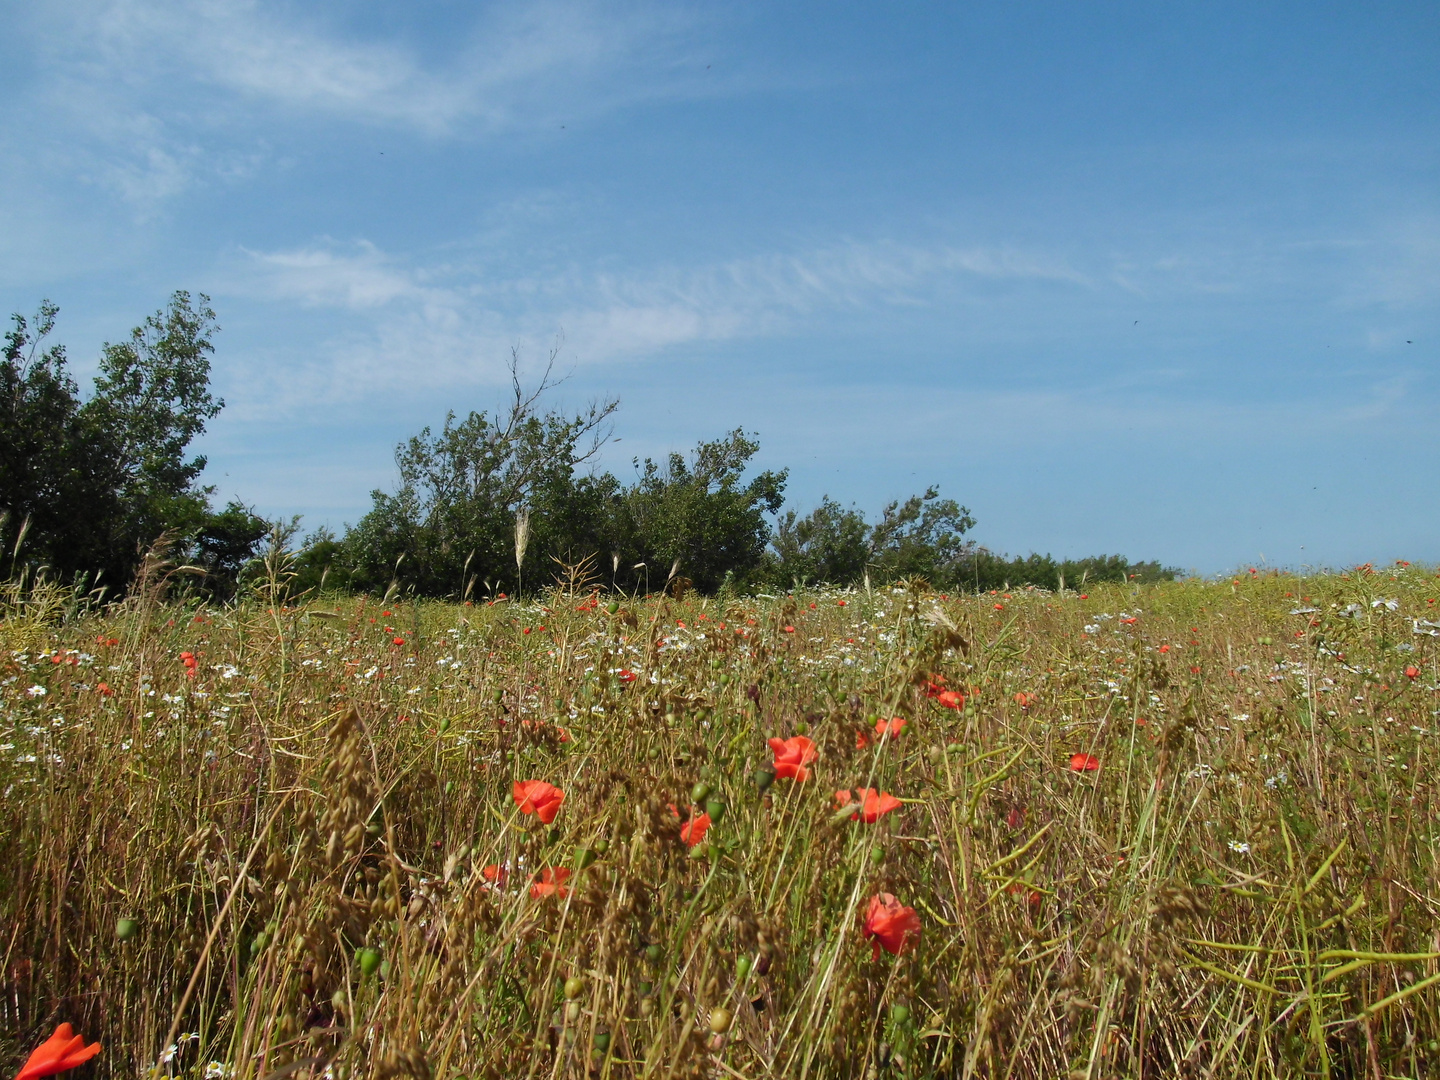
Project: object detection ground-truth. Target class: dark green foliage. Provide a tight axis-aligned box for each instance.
[192,502,271,600]
[955,549,1179,591]
[619,430,787,594]
[341,360,622,597]
[0,294,265,598]
[767,496,870,586]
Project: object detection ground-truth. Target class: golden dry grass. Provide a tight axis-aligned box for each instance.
[2,566,1438,1079]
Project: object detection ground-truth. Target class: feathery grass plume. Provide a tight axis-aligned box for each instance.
[514,507,531,596]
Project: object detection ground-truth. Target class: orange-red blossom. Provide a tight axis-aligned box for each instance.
[862,893,921,961]
[768,736,817,781]
[513,779,566,823]
[14,1024,101,1080]
[835,788,902,823]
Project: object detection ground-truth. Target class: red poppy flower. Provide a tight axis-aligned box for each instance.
[1013,692,1033,708]
[1405,665,1421,679]
[783,625,795,633]
[618,669,637,683]
[513,779,566,823]
[14,1024,101,1080]
[837,599,847,606]
[530,867,571,899]
[874,717,907,739]
[96,682,113,697]
[1069,753,1100,772]
[680,812,711,847]
[862,892,921,960]
[935,690,964,710]
[767,735,817,781]
[480,863,509,887]
[392,636,405,646]
[855,730,870,749]
[835,788,902,823]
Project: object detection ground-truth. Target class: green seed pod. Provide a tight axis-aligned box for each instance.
[250,932,268,954]
[688,843,710,860]
[607,601,619,614]
[735,956,752,981]
[690,781,712,804]
[794,721,808,735]
[438,717,451,734]
[565,1000,582,1023]
[115,917,139,942]
[444,780,454,794]
[705,799,726,823]
[708,1007,733,1034]
[564,976,585,999]
[593,1032,611,1052]
[331,988,347,1012]
[639,998,655,1017]
[574,846,596,870]
[870,845,884,865]
[592,838,609,855]
[645,943,664,963]
[492,688,503,703]
[637,980,653,996]
[890,1004,910,1025]
[547,827,562,845]
[358,947,382,978]
[753,767,775,792]
[927,745,942,764]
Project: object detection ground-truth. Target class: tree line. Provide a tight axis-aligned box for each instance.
[2,296,1176,602]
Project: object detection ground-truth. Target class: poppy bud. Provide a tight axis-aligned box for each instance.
[794,722,808,735]
[250,932,268,954]
[116,917,139,941]
[607,601,619,614]
[645,944,664,963]
[438,718,451,733]
[890,1004,910,1025]
[358,947,382,978]
[690,781,712,804]
[565,1000,582,1023]
[331,988,347,1012]
[688,843,710,860]
[564,976,585,999]
[708,1006,733,1033]
[705,799,726,823]
[736,956,752,980]
[753,767,775,792]
[492,688,503,703]
[444,780,454,794]
[574,846,596,870]
[593,1032,611,1052]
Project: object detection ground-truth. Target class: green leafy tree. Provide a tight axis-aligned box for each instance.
[764,496,870,587]
[345,352,620,597]
[866,486,976,584]
[622,430,787,593]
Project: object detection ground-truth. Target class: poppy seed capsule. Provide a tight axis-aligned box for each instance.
[593,1032,611,1052]
[735,956,752,980]
[438,717,451,733]
[607,601,619,614]
[705,799,726,823]
[564,1001,582,1023]
[753,768,775,792]
[358,947,381,977]
[690,781,712,804]
[564,976,584,999]
[890,1004,910,1025]
[708,1007,733,1033]
[115,918,139,941]
[592,838,609,855]
[574,846,596,870]
[645,944,664,963]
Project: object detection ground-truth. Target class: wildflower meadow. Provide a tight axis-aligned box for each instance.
[2,563,1439,1079]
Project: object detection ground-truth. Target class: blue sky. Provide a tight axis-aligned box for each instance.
[3,1,1437,574]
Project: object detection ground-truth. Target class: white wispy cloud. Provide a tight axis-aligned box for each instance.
[218,233,1094,410]
[12,0,710,210]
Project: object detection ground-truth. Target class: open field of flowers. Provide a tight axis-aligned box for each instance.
[2,565,1439,1079]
